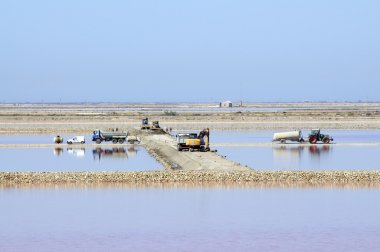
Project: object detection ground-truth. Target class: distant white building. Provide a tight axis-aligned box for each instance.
[220,101,233,108]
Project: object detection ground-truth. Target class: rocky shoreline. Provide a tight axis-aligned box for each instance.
[2,170,380,188]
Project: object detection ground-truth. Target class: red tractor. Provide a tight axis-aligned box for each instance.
[308,129,333,144]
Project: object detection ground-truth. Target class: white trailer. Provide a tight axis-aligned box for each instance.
[272,130,304,143]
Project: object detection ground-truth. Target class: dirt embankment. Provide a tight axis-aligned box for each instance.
[1,102,380,133]
[140,131,250,171]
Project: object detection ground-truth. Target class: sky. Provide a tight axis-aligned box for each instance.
[0,0,379,103]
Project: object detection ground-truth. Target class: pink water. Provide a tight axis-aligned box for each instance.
[1,186,380,252]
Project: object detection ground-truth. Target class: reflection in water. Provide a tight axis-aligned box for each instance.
[52,147,139,161]
[92,147,138,161]
[2,187,380,252]
[273,145,331,158]
[308,145,331,156]
[272,145,332,170]
[0,147,160,172]
[53,148,64,156]
[67,148,85,157]
[219,144,380,170]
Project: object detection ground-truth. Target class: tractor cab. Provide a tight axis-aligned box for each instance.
[152,121,160,129]
[141,118,161,130]
[308,128,333,144]
[141,118,150,129]
[142,118,149,125]
[310,129,320,136]
[176,133,201,151]
[177,133,198,143]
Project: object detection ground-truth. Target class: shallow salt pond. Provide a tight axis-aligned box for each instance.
[217,145,380,170]
[209,130,380,144]
[1,186,380,252]
[0,146,162,172]
[1,130,380,171]
[187,130,380,170]
[3,130,380,145]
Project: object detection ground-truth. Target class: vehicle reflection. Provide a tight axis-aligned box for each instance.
[53,148,64,156]
[67,148,85,157]
[92,147,138,161]
[272,145,331,161]
[308,145,331,156]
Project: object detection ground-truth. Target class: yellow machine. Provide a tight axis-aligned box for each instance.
[176,128,210,152]
[141,118,161,130]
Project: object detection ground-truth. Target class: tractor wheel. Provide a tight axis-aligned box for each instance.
[322,136,330,144]
[96,139,102,144]
[118,138,125,144]
[309,136,317,144]
[112,139,118,144]
[177,145,182,151]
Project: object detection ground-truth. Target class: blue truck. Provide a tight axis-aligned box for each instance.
[92,129,136,144]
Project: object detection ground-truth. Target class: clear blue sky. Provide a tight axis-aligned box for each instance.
[1,0,379,102]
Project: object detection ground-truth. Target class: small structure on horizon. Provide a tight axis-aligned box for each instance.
[220,101,233,108]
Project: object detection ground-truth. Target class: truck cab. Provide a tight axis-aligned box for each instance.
[92,130,101,142]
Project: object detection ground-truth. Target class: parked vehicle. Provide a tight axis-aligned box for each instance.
[177,128,210,152]
[67,148,85,156]
[54,135,63,144]
[67,136,85,144]
[92,129,128,144]
[141,118,161,130]
[92,129,140,144]
[126,135,141,144]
